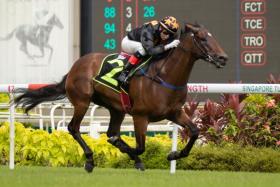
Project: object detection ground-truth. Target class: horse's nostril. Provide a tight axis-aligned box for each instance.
[218,55,228,63]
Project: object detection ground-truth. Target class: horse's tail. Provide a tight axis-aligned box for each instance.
[0,28,16,41]
[14,74,68,113]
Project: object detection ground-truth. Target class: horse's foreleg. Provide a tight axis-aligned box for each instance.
[38,46,45,58]
[167,109,199,161]
[45,44,53,63]
[108,136,144,169]
[68,104,94,172]
[31,45,44,59]
[133,115,148,155]
[108,115,148,171]
[106,110,144,170]
[132,115,148,170]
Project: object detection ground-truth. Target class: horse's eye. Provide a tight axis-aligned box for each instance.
[196,34,207,42]
[201,38,207,42]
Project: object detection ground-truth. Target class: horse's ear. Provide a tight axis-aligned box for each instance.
[185,23,199,34]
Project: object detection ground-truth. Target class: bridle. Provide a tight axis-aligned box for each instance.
[178,31,216,64]
[191,33,216,63]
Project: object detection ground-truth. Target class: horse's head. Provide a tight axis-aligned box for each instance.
[47,14,64,29]
[180,23,228,68]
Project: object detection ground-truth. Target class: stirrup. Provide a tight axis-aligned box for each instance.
[117,71,129,82]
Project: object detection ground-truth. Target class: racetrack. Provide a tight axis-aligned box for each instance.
[1,166,279,187]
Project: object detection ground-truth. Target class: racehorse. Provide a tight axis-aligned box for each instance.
[14,23,228,172]
[0,14,63,63]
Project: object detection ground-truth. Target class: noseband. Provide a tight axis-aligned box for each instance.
[192,33,216,62]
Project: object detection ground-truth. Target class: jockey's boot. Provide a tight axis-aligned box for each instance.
[117,51,142,84]
[117,62,134,83]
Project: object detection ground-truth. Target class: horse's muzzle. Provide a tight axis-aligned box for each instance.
[214,55,228,68]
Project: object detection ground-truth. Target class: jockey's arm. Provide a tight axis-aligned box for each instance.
[141,29,165,56]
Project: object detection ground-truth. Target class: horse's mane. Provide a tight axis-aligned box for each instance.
[151,49,171,61]
[180,22,203,37]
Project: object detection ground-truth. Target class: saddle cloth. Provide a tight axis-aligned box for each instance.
[93,53,152,94]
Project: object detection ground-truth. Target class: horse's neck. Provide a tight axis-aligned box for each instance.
[42,25,53,33]
[157,41,196,86]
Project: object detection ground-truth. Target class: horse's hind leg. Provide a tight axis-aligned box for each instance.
[106,109,145,170]
[68,103,94,172]
[167,108,199,161]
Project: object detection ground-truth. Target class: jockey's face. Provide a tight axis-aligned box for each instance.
[160,28,171,40]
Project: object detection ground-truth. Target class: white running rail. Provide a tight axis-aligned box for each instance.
[1,83,280,93]
[2,83,280,172]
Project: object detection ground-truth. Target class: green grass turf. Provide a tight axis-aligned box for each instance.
[0,166,279,187]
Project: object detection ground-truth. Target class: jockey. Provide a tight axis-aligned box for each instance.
[33,10,54,38]
[117,16,180,84]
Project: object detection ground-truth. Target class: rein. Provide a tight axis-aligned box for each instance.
[140,32,195,91]
[140,31,218,91]
[142,30,217,91]
[140,28,219,91]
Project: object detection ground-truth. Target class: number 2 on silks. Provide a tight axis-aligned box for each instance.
[101,59,124,86]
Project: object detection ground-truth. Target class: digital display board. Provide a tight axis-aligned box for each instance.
[92,0,158,52]
[88,0,280,83]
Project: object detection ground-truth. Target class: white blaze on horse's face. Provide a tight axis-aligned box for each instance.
[190,26,228,68]
[204,30,228,67]
[184,23,228,68]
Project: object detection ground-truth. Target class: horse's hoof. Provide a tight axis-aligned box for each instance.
[167,151,181,161]
[135,162,145,171]
[84,160,94,173]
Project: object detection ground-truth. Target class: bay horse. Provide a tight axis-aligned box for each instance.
[14,23,228,172]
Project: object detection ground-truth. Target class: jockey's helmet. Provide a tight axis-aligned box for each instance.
[159,16,179,34]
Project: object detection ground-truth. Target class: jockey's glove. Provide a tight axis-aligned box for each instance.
[164,40,180,50]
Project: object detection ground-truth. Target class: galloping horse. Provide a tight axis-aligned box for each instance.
[14,23,228,172]
[0,14,63,63]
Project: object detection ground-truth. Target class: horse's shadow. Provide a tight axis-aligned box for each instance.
[0,14,63,64]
